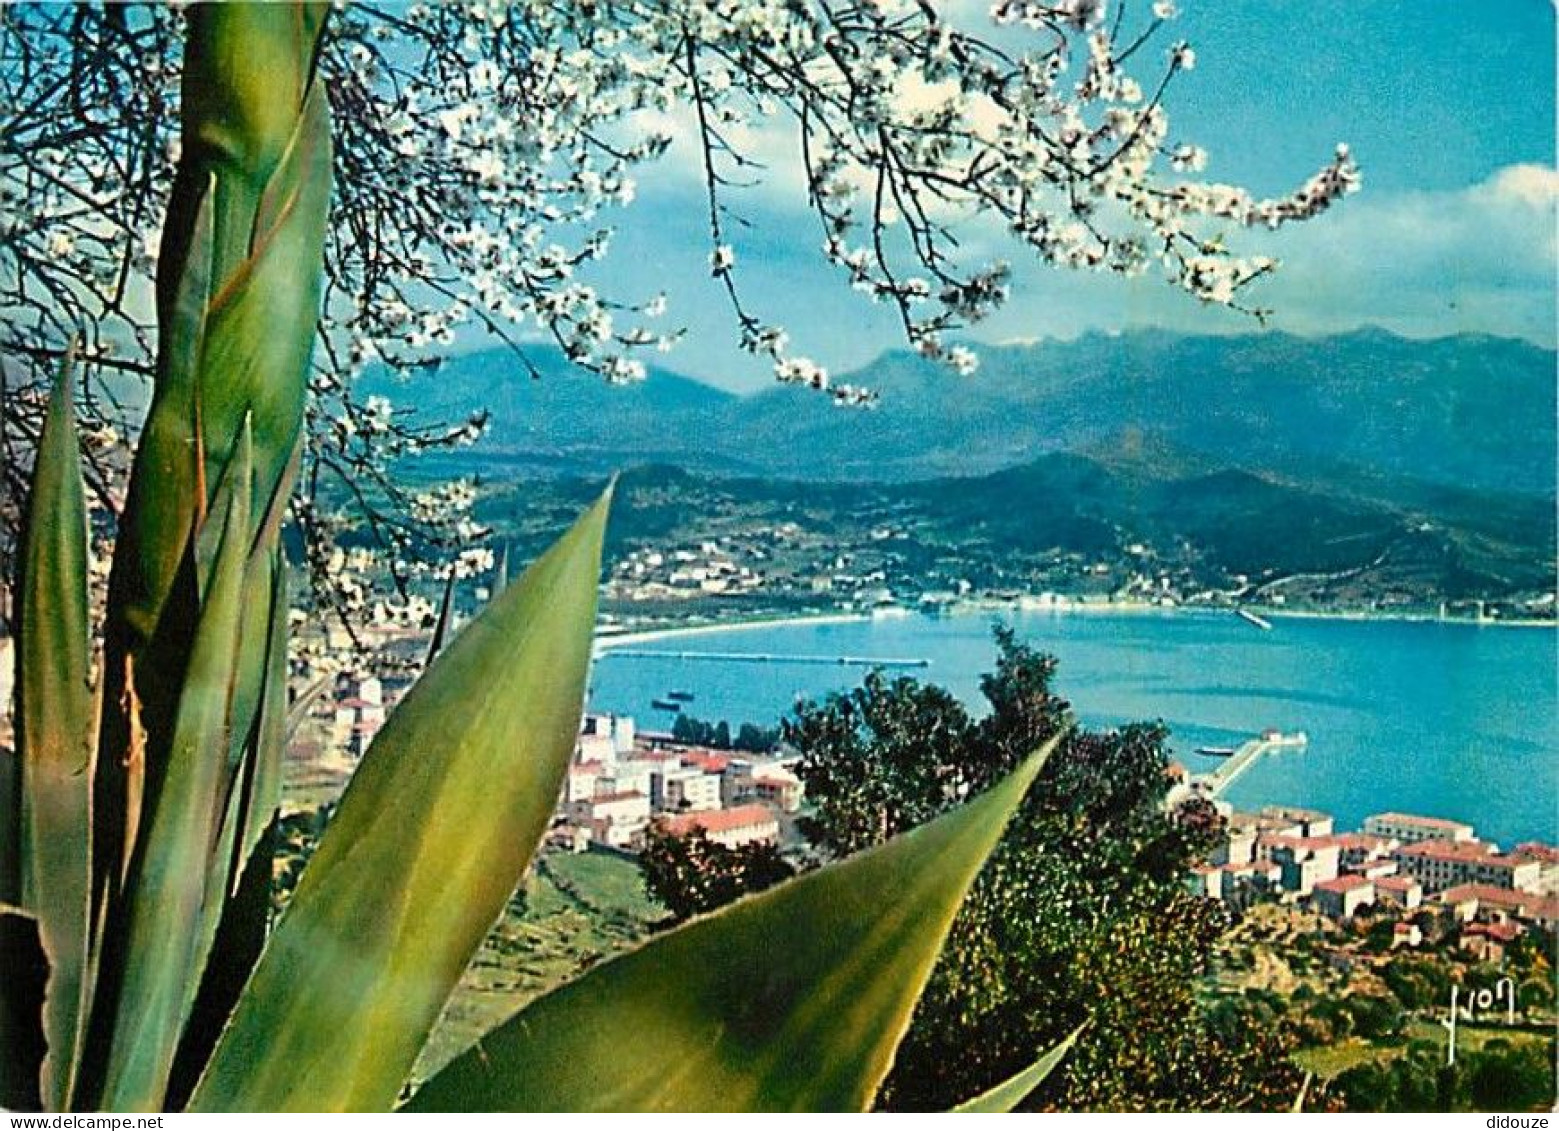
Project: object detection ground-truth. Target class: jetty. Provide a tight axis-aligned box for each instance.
[1194,730,1307,797]
[599,648,931,669]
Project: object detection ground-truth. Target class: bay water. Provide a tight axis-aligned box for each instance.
[590,609,1557,846]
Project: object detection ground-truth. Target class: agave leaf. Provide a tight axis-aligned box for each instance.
[493,543,509,597]
[190,486,612,1113]
[282,674,333,744]
[949,1025,1083,1113]
[166,553,290,1110]
[425,566,458,665]
[90,428,254,1113]
[95,8,330,921]
[14,354,95,1111]
[404,732,1061,1113]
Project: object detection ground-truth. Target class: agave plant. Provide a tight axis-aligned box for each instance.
[1,2,1072,1113]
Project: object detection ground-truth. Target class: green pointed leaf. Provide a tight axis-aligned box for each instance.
[404,733,1061,1113]
[950,1025,1083,1113]
[166,552,290,1110]
[493,544,509,597]
[190,487,612,1113]
[425,566,458,665]
[283,674,332,745]
[92,428,254,1113]
[14,352,94,1111]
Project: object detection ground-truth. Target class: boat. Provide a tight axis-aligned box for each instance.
[1196,745,1238,758]
[1236,609,1273,631]
[666,690,695,702]
[651,698,683,712]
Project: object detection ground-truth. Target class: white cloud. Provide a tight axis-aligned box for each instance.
[969,163,1558,349]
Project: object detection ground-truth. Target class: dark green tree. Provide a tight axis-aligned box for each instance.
[638,822,794,924]
[786,628,1302,1111]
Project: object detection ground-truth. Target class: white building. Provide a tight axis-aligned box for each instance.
[652,766,722,813]
[1313,874,1374,919]
[1363,812,1476,845]
[660,803,780,849]
[1393,840,1541,893]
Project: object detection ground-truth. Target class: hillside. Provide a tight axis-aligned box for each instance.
[478,454,1555,615]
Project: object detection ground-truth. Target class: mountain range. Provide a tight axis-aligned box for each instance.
[372,328,1556,504]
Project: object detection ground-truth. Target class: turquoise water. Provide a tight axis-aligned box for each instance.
[589,610,1558,846]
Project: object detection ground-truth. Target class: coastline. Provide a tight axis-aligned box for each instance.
[592,601,1555,650]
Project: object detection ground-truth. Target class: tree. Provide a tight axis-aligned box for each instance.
[640,821,796,923]
[786,629,1308,1111]
[2,1,1358,633]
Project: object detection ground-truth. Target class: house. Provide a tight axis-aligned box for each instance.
[1313,874,1375,919]
[568,790,652,849]
[1262,836,1342,894]
[1436,884,1559,930]
[1334,832,1400,871]
[1459,920,1523,963]
[1260,806,1334,838]
[1374,874,1423,911]
[1364,812,1476,845]
[1391,922,1422,948]
[659,803,780,849]
[651,766,722,813]
[565,759,604,803]
[1211,822,1258,867]
[1203,861,1282,911]
[1509,842,1559,894]
[1188,864,1222,900]
[576,731,617,767]
[752,765,804,813]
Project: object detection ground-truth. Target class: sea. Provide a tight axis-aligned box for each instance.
[589,609,1558,847]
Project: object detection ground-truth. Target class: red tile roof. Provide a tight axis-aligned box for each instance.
[1333,833,1396,852]
[1397,840,1500,863]
[1315,874,1373,894]
[1437,884,1559,920]
[590,790,645,804]
[1465,921,1523,943]
[660,804,777,838]
[1370,812,1473,831]
[1512,841,1559,863]
[1375,875,1420,892]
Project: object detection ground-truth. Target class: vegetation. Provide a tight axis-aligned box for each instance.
[639,627,1311,1110]
[0,5,1071,1113]
[639,823,795,923]
[670,714,780,753]
[1331,1039,1556,1113]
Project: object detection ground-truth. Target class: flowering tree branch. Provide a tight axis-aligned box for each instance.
[0,0,1357,640]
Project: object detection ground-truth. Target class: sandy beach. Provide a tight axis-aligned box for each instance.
[594,611,872,652]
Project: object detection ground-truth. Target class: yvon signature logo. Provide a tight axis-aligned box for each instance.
[1439,977,1516,1065]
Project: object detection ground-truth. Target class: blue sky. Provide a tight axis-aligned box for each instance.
[580,1,1557,391]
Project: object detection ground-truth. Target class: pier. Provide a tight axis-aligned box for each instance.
[597,648,931,669]
[1194,731,1307,797]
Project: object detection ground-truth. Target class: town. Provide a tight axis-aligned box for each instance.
[313,660,1558,971]
[1177,774,1559,959]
